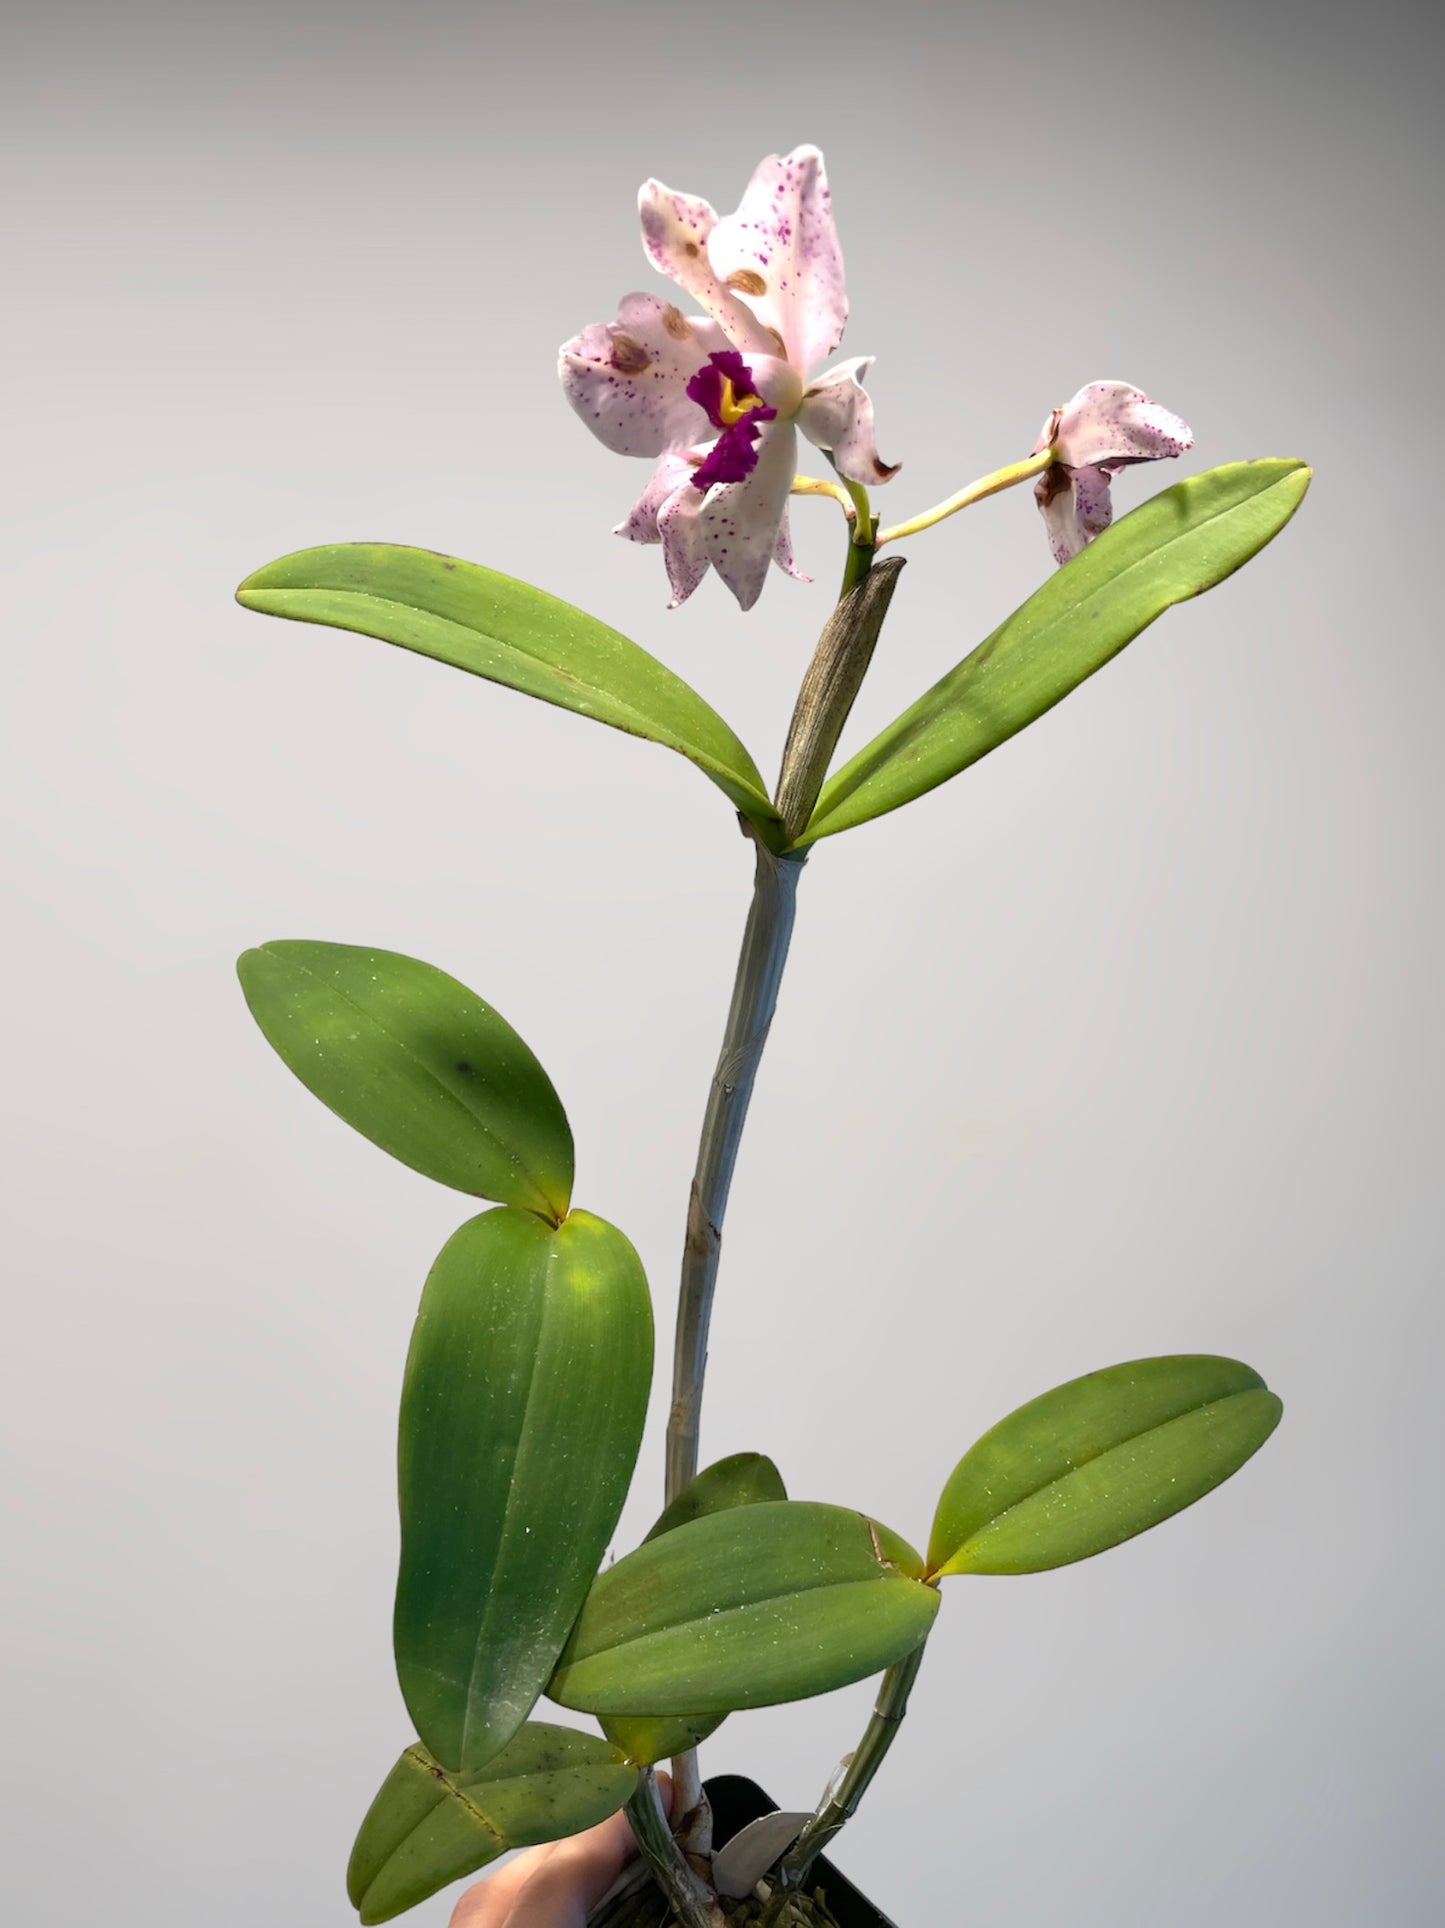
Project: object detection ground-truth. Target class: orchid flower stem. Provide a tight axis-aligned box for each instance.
[830,466,875,598]
[791,473,857,521]
[625,1771,721,1928]
[875,446,1055,546]
[778,1638,930,1888]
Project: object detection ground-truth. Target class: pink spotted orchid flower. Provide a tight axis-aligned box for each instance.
[559,146,897,611]
[1033,382,1193,566]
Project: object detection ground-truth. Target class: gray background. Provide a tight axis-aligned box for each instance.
[3,0,1440,1922]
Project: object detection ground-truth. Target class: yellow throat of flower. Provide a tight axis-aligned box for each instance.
[717,378,769,427]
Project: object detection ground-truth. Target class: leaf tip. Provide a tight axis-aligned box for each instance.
[234,559,276,607]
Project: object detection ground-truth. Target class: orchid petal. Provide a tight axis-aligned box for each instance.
[772,504,810,583]
[614,450,701,545]
[1072,465,1115,541]
[657,479,711,608]
[707,146,847,376]
[1048,381,1194,470]
[1035,468,1085,566]
[701,420,799,611]
[1034,463,1116,566]
[560,294,728,458]
[796,357,898,488]
[637,181,776,360]
[613,453,711,606]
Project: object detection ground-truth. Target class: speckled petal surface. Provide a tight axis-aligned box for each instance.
[700,419,799,610]
[613,449,702,545]
[1051,381,1194,469]
[1035,468,1086,566]
[637,181,776,359]
[706,146,848,376]
[560,294,727,458]
[1071,464,1115,542]
[796,357,898,488]
[656,475,711,607]
[772,503,809,583]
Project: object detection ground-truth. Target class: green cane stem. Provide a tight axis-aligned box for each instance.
[664,531,906,1836]
[778,1640,929,1886]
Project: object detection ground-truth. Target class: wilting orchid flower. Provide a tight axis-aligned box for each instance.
[1033,382,1193,566]
[560,146,897,611]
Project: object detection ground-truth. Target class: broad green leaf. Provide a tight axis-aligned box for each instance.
[548,1501,937,1717]
[800,460,1311,844]
[397,1208,653,1772]
[602,1452,788,1764]
[237,940,572,1219]
[347,1723,636,1924]
[928,1355,1282,1579]
[236,543,782,842]
[643,1450,787,1543]
[599,1709,720,1768]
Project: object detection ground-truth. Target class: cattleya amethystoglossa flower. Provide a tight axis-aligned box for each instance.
[559,145,897,611]
[1033,382,1193,566]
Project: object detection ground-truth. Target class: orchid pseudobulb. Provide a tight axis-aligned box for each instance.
[560,145,897,612]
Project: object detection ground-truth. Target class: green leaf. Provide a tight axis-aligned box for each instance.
[347,1723,637,1924]
[549,1501,938,1717]
[236,543,782,842]
[237,940,572,1219]
[928,1354,1283,1579]
[598,1709,719,1768]
[396,1208,653,1772]
[643,1450,788,1543]
[800,460,1311,844]
[602,1452,788,1764]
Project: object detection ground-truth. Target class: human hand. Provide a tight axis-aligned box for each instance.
[449,1779,668,1928]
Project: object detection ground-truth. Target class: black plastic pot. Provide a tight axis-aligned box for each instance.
[704,1776,899,1928]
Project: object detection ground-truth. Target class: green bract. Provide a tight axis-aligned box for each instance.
[928,1354,1282,1578]
[237,940,572,1219]
[396,1208,653,1771]
[800,460,1311,843]
[549,1501,938,1716]
[235,543,782,844]
[347,1724,636,1924]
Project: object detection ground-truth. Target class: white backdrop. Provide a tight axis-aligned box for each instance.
[3,1,1440,1923]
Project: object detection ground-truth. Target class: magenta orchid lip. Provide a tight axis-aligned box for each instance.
[685,350,778,492]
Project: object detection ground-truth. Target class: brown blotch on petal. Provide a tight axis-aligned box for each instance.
[683,241,700,258]
[726,268,768,296]
[766,326,787,355]
[609,333,651,376]
[661,304,691,340]
[872,457,902,480]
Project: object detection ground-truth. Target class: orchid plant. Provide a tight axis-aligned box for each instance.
[235,145,1308,1928]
